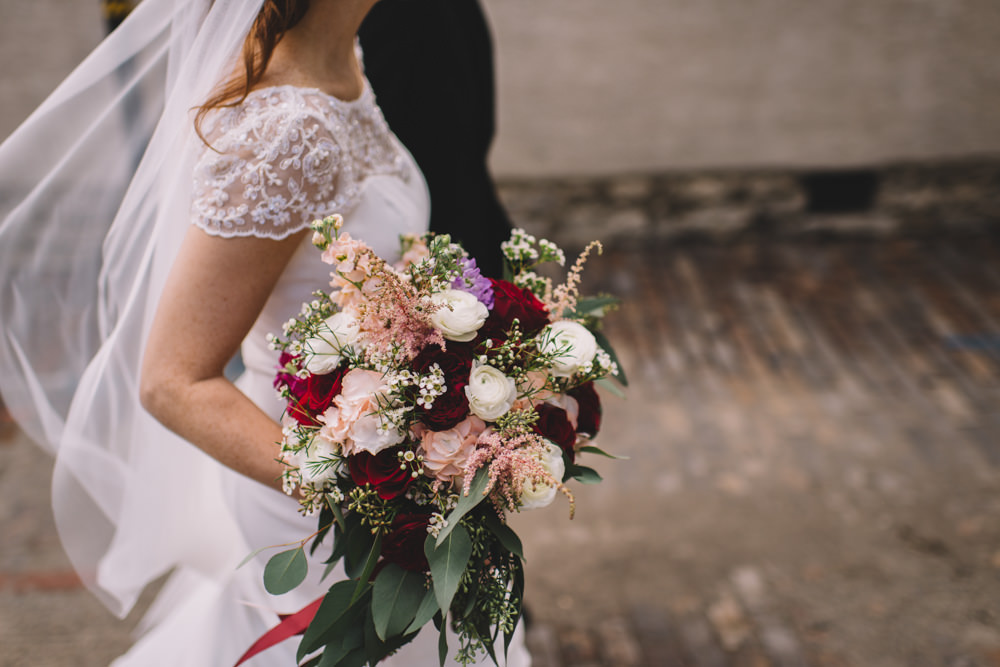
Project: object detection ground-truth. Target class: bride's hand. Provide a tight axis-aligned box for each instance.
[140,226,308,494]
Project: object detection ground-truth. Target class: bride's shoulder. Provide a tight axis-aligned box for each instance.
[197,86,346,154]
[190,87,352,239]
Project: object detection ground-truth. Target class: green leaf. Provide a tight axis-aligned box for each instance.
[424,526,473,613]
[350,534,381,605]
[505,559,526,656]
[595,376,626,399]
[310,505,335,557]
[319,644,367,667]
[593,329,628,386]
[324,520,348,566]
[327,497,347,531]
[569,295,620,318]
[579,445,628,460]
[566,463,603,484]
[263,547,308,595]
[436,468,489,547]
[484,511,524,561]
[236,544,273,570]
[297,580,357,660]
[320,559,339,583]
[344,518,376,579]
[371,564,427,641]
[438,622,448,667]
[405,587,441,635]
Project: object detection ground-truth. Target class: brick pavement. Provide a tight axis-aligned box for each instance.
[2,236,1000,666]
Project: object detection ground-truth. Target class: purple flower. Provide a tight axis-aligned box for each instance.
[452,257,495,310]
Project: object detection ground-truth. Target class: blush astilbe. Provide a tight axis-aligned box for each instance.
[322,231,444,362]
[463,425,575,518]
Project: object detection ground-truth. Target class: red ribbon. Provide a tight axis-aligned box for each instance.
[234,596,324,666]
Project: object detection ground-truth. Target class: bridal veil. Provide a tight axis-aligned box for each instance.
[0,0,273,618]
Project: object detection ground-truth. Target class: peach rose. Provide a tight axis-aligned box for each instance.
[417,416,486,483]
[317,369,403,456]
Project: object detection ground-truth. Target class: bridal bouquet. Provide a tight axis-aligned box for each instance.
[244,217,625,667]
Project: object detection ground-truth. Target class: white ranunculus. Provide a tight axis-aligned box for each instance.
[464,362,517,421]
[300,437,339,486]
[538,320,598,378]
[303,311,361,374]
[430,289,489,342]
[519,441,566,510]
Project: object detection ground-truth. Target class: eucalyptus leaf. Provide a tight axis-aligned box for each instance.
[424,526,473,613]
[297,580,356,660]
[438,623,448,667]
[350,535,381,605]
[566,463,603,484]
[569,295,620,318]
[372,564,427,640]
[311,504,335,556]
[595,376,626,399]
[236,544,272,570]
[405,587,441,635]
[344,519,376,579]
[578,445,628,460]
[484,511,524,561]
[321,559,339,583]
[319,645,367,667]
[435,468,489,547]
[263,547,308,595]
[505,560,526,656]
[327,497,347,531]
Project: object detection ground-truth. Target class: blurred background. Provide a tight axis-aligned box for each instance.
[1,1,999,665]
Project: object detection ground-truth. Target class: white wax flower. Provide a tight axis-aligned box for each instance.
[464,362,517,421]
[302,311,361,374]
[539,320,598,378]
[519,441,566,510]
[430,289,488,342]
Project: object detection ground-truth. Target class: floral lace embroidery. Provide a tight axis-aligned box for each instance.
[191,84,409,240]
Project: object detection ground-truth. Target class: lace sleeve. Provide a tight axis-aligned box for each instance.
[191,97,343,240]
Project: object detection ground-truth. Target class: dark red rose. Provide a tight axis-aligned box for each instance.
[569,382,602,438]
[348,447,413,500]
[380,512,432,572]
[412,343,474,431]
[533,403,577,462]
[481,279,550,337]
[275,352,346,425]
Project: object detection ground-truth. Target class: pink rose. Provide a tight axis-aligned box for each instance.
[317,369,404,456]
[416,416,486,483]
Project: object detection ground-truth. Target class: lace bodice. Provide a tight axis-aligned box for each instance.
[191,83,410,239]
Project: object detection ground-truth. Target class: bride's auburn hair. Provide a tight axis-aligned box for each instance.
[195,0,311,139]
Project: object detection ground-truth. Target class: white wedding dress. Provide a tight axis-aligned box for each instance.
[111,83,530,666]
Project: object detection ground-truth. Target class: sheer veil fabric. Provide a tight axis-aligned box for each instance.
[0,0,274,617]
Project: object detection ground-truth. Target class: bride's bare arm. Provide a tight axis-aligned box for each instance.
[140,226,308,493]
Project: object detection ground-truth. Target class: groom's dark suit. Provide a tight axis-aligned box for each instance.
[358,0,512,279]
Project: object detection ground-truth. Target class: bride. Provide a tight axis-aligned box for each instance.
[0,0,529,665]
